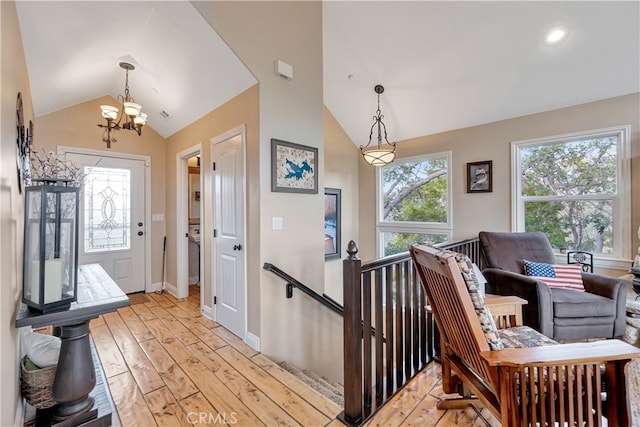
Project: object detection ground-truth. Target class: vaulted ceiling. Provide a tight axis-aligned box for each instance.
[16,1,640,144]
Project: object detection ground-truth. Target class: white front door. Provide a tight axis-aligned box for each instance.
[213,133,246,338]
[64,152,146,294]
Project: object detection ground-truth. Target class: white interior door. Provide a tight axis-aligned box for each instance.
[213,134,246,338]
[64,152,146,294]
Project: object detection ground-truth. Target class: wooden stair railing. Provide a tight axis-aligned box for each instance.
[339,237,484,426]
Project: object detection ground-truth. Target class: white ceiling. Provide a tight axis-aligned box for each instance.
[16,1,640,144]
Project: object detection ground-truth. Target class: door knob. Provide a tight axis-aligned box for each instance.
[138,231,144,236]
[233,244,242,251]
[138,222,143,227]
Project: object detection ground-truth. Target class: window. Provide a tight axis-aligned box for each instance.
[377,152,452,256]
[512,126,630,260]
[83,166,131,253]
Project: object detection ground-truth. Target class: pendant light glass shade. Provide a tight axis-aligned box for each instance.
[362,146,396,166]
[100,105,119,121]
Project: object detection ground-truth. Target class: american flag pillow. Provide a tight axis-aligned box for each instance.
[524,260,585,292]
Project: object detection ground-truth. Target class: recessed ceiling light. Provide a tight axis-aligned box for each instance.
[545,27,567,45]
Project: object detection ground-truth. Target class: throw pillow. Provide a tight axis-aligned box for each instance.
[454,253,504,350]
[523,260,585,292]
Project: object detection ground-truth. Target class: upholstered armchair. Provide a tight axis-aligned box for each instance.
[478,231,627,340]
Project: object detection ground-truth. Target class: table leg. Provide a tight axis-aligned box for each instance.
[52,320,96,420]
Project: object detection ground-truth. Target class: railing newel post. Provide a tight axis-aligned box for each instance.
[343,240,363,424]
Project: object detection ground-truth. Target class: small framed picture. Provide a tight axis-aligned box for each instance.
[324,188,341,260]
[271,139,318,194]
[467,160,492,193]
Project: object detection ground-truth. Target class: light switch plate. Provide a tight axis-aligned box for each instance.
[152,214,164,222]
[272,217,283,230]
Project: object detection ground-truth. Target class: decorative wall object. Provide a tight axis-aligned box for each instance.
[324,188,341,260]
[271,139,318,194]
[16,92,34,193]
[467,160,493,193]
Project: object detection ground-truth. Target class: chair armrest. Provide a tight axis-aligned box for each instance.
[481,339,639,367]
[482,268,553,337]
[582,272,626,299]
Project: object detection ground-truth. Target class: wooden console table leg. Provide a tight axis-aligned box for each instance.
[52,319,96,420]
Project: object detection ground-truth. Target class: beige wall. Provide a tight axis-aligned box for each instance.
[1,1,33,424]
[165,85,260,333]
[359,93,640,273]
[323,107,360,305]
[35,96,167,286]
[195,1,345,382]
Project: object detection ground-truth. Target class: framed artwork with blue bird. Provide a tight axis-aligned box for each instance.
[271,139,318,194]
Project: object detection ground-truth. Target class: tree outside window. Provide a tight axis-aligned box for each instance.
[514,126,630,258]
[378,153,452,256]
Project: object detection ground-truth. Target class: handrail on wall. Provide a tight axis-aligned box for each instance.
[262,262,344,316]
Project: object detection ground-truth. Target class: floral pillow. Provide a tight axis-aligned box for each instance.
[455,253,504,350]
[523,260,585,292]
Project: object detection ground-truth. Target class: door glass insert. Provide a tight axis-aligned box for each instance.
[83,166,131,253]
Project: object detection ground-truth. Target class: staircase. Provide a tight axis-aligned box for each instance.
[279,361,344,407]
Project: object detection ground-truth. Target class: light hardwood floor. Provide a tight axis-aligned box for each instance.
[91,286,499,426]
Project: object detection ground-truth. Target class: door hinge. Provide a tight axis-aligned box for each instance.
[212,162,216,171]
[213,229,217,238]
[214,296,217,305]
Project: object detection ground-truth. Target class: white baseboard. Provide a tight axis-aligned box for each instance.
[245,332,261,352]
[202,305,213,319]
[149,281,163,293]
[14,398,24,427]
[189,276,199,285]
[160,281,176,294]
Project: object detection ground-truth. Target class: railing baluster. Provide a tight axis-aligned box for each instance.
[362,272,372,408]
[411,265,420,372]
[374,269,383,400]
[385,265,394,393]
[403,260,412,378]
[394,263,404,387]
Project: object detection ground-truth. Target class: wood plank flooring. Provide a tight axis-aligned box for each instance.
[91,286,498,426]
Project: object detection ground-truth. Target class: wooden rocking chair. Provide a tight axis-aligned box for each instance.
[410,243,640,427]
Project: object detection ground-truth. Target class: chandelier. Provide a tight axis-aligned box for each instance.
[360,84,396,166]
[97,62,147,149]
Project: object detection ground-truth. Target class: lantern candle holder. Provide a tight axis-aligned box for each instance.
[22,178,79,313]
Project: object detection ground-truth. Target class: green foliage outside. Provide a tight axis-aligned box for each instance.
[521,137,617,253]
[381,157,448,256]
[377,137,617,256]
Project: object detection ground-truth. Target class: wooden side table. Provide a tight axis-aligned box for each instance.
[16,264,129,426]
[485,294,527,328]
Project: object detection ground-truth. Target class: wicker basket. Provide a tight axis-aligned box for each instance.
[20,356,57,409]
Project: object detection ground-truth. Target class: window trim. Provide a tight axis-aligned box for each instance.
[511,125,631,263]
[376,151,453,256]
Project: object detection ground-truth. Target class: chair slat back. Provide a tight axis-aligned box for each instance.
[411,244,497,390]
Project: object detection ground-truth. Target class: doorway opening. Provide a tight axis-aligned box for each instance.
[176,144,203,306]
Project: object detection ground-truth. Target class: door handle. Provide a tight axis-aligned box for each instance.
[233,244,242,251]
[138,231,144,236]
